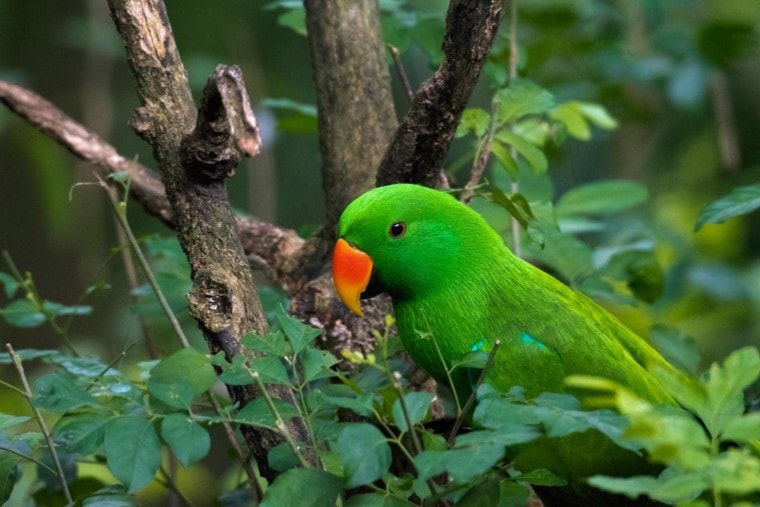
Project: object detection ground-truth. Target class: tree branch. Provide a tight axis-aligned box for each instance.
[106,0,315,480]
[376,0,506,187]
[299,0,397,278]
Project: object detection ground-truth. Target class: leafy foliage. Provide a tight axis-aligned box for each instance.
[2,0,760,505]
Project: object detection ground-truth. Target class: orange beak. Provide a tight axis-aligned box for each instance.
[332,238,374,316]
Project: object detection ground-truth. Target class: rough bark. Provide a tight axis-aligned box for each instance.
[106,0,315,481]
[299,0,398,279]
[376,0,506,187]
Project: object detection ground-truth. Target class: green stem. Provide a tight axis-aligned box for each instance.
[246,367,310,469]
[429,334,462,414]
[101,178,190,349]
[2,251,79,356]
[6,343,74,505]
[447,340,501,446]
[508,0,522,258]
[0,445,59,475]
[390,371,423,455]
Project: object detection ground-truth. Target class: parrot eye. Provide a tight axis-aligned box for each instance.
[389,221,406,238]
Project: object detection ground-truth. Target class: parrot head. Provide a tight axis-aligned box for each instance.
[331,184,499,316]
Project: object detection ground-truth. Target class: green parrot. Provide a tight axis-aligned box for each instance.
[332,183,677,506]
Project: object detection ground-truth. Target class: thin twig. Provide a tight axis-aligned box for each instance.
[447,340,501,446]
[461,98,501,204]
[246,369,310,469]
[388,45,415,103]
[86,342,136,391]
[508,0,522,258]
[6,343,74,505]
[207,391,264,503]
[2,252,79,356]
[391,371,423,455]
[99,176,190,349]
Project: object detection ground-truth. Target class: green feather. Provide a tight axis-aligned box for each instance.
[338,184,678,505]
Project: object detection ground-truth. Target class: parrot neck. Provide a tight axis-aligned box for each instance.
[392,241,524,385]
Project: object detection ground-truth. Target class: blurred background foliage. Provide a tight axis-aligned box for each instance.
[0,0,759,501]
[3,0,756,358]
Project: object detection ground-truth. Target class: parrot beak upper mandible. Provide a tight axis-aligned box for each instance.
[332,238,374,317]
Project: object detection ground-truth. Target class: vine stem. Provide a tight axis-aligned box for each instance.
[390,371,423,455]
[5,343,74,505]
[99,176,190,349]
[508,0,522,258]
[247,368,310,469]
[447,341,501,446]
[2,251,79,356]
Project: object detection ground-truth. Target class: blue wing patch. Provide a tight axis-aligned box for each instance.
[520,332,548,351]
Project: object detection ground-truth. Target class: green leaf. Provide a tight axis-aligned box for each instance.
[495,130,548,175]
[160,414,210,467]
[722,413,760,444]
[0,272,19,299]
[236,397,299,428]
[344,493,409,507]
[306,386,376,418]
[33,372,99,412]
[147,348,217,410]
[242,331,292,357]
[268,442,300,472]
[491,141,519,179]
[392,391,434,432]
[276,306,321,354]
[217,355,255,386]
[0,450,19,505]
[54,412,114,454]
[702,347,760,437]
[549,102,591,140]
[711,448,760,495]
[41,300,92,318]
[456,108,490,138]
[276,8,306,36]
[301,346,339,383]
[250,355,291,386]
[577,102,618,130]
[587,475,660,500]
[104,416,161,493]
[514,468,568,486]
[2,299,45,328]
[337,423,392,488]
[496,79,555,123]
[695,183,760,231]
[649,325,701,375]
[260,468,342,507]
[0,414,30,431]
[416,431,530,484]
[556,180,649,216]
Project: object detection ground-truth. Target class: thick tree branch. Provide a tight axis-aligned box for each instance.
[0,80,172,224]
[376,0,506,187]
[106,0,315,480]
[0,79,306,293]
[300,0,398,278]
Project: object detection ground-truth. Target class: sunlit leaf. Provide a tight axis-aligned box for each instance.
[495,130,548,174]
[556,180,648,216]
[456,108,490,138]
[695,184,760,231]
[496,79,555,123]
